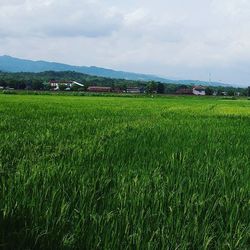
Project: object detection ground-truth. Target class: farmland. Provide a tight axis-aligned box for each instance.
[0,94,250,249]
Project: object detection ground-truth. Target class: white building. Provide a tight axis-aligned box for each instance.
[192,86,206,96]
[50,81,84,90]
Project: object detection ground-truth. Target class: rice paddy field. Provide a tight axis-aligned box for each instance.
[0,94,250,249]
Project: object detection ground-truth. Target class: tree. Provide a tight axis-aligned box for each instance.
[31,80,44,90]
[146,81,157,94]
[248,87,250,97]
[157,83,165,94]
[205,87,214,95]
[178,84,188,89]
[217,88,224,96]
[165,84,178,94]
[59,84,67,91]
[71,85,80,91]
[228,90,235,96]
[122,84,127,92]
[0,79,7,87]
[43,82,51,91]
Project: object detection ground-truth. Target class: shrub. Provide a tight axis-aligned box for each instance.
[2,90,17,95]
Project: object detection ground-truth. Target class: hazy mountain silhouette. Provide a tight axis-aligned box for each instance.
[0,55,230,87]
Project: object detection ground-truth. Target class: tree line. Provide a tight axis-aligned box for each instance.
[0,71,249,96]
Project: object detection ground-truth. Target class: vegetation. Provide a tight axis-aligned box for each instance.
[205,87,214,96]
[0,94,250,249]
[0,71,248,95]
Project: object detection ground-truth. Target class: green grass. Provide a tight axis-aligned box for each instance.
[0,94,250,249]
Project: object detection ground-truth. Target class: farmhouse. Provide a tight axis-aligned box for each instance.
[126,87,142,94]
[192,86,206,96]
[112,87,122,93]
[87,86,112,92]
[50,80,84,90]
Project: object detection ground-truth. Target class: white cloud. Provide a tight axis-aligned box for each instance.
[1,0,250,85]
[0,0,123,38]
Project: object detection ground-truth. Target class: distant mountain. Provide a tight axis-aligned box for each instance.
[0,55,230,87]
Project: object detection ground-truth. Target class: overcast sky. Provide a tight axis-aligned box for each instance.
[1,0,250,86]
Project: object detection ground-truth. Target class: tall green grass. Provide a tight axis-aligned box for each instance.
[0,95,250,249]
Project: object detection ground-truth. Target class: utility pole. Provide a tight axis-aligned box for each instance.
[209,73,212,85]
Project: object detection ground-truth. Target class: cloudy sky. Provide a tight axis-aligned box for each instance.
[1,0,250,86]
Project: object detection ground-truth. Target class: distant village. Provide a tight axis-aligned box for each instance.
[46,80,242,96]
[0,71,249,96]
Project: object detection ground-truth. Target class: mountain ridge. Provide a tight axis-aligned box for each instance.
[0,55,230,87]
